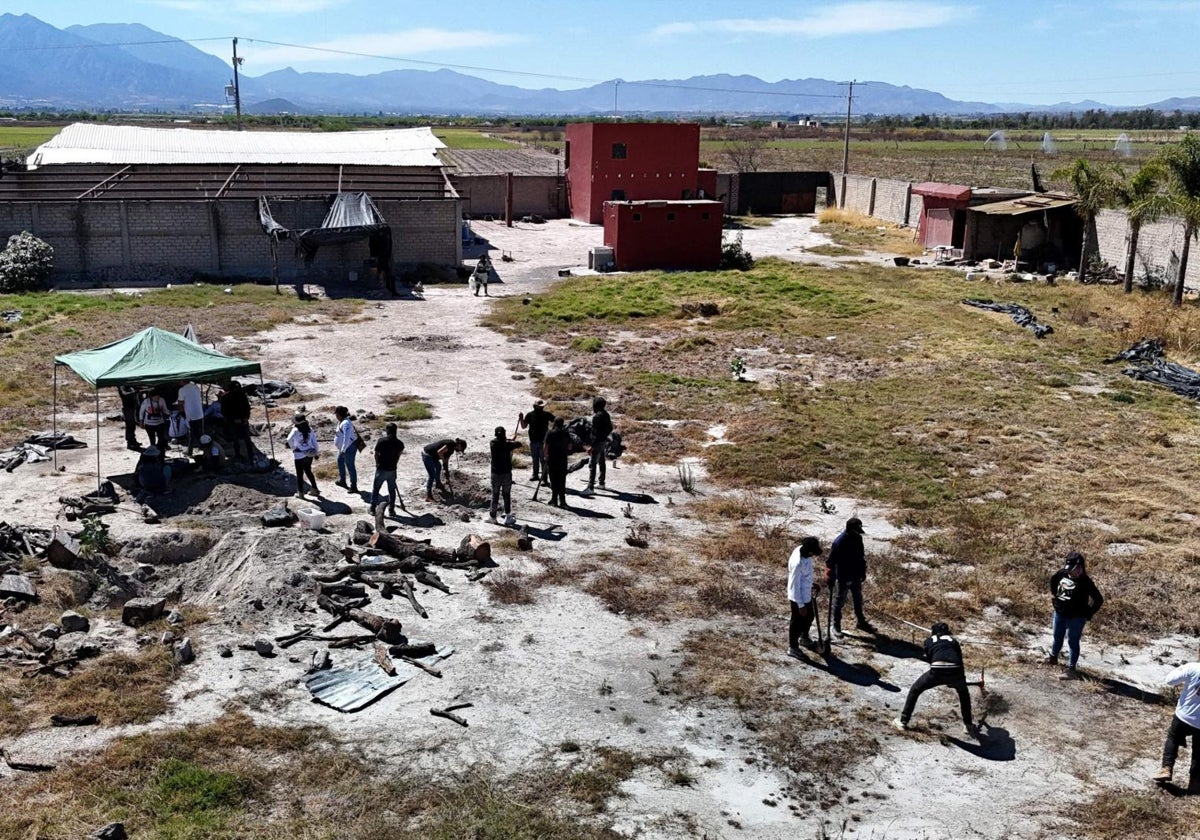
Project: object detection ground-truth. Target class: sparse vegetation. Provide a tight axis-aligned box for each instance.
[815,207,923,256]
[382,393,434,424]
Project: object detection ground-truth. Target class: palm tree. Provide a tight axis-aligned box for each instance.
[1159,134,1200,306]
[1113,161,1168,294]
[1054,159,1116,283]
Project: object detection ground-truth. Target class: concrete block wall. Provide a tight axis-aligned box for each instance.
[841,175,876,215]
[455,175,563,218]
[1095,208,1200,288]
[0,196,462,284]
[873,178,912,226]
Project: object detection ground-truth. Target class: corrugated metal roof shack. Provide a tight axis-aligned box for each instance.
[911,182,972,248]
[0,123,462,285]
[963,194,1081,270]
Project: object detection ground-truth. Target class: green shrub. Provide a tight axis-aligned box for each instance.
[0,231,54,292]
[720,233,754,270]
[570,336,603,353]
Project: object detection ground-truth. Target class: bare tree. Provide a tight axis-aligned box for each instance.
[723,136,768,172]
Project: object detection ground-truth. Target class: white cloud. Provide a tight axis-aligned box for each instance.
[651,2,973,39]
[242,30,524,66]
[144,0,348,14]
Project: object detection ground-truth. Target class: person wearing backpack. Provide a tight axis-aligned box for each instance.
[333,406,361,493]
[138,390,170,452]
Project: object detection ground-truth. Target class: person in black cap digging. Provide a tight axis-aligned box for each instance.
[826,516,873,636]
[894,621,975,737]
[1043,551,1104,680]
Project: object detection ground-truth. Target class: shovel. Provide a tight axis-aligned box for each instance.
[812,595,828,657]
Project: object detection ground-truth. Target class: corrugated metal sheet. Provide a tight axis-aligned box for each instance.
[304,645,454,713]
[971,194,1076,216]
[30,123,445,168]
[913,182,971,201]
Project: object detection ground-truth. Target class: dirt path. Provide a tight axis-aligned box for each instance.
[0,217,1181,838]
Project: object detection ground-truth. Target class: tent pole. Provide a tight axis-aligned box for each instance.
[259,372,276,462]
[94,387,101,490]
[52,365,58,472]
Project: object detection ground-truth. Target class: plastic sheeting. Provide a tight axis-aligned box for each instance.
[1106,339,1200,401]
[55,327,261,388]
[961,299,1054,339]
[259,192,393,270]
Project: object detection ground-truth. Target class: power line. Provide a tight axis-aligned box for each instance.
[1,36,233,52]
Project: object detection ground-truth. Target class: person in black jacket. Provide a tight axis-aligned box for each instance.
[583,396,613,495]
[826,517,873,635]
[894,621,974,736]
[489,425,523,524]
[519,399,555,482]
[219,381,254,460]
[543,417,571,508]
[1043,551,1104,679]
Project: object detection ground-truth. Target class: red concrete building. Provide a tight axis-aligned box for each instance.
[912,182,972,248]
[566,122,714,224]
[603,200,724,271]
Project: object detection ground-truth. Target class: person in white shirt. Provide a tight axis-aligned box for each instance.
[177,379,204,455]
[333,405,360,493]
[138,391,170,452]
[1154,649,1200,790]
[787,536,823,657]
[286,411,320,498]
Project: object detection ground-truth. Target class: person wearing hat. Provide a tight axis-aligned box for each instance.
[894,621,975,737]
[194,433,225,473]
[489,425,523,525]
[787,536,823,656]
[135,445,171,492]
[1044,551,1104,679]
[1153,643,1200,791]
[286,411,320,498]
[518,399,555,482]
[826,517,873,636]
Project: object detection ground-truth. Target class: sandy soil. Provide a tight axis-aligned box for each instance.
[0,217,1184,839]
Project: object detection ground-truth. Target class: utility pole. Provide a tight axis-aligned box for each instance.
[231,37,244,131]
[841,79,855,175]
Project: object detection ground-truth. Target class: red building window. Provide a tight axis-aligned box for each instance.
[612,189,626,201]
[612,143,627,159]
[666,212,676,222]
[632,213,642,222]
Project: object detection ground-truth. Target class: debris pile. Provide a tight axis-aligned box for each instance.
[1106,338,1200,401]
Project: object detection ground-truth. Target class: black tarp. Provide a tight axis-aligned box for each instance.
[1106,339,1200,401]
[259,192,393,271]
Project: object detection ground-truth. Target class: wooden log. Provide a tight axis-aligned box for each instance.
[312,558,422,583]
[388,641,436,658]
[457,534,492,563]
[50,713,97,727]
[0,747,54,772]
[368,532,457,565]
[398,654,441,678]
[398,576,428,619]
[430,707,467,727]
[324,634,378,649]
[275,627,314,649]
[415,569,451,595]
[373,642,396,676]
[24,655,79,677]
[347,607,403,644]
[318,582,367,599]
[443,702,474,713]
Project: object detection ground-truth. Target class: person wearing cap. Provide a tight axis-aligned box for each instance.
[894,621,975,737]
[518,399,555,482]
[333,406,360,493]
[583,396,613,495]
[826,517,873,636]
[370,423,406,517]
[135,445,171,492]
[1044,551,1104,679]
[1153,643,1200,791]
[286,411,320,498]
[421,437,466,503]
[194,433,225,473]
[787,536,823,656]
[489,425,523,525]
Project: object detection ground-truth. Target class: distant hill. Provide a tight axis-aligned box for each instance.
[2,13,1198,117]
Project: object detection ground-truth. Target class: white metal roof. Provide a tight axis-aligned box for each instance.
[29,123,446,168]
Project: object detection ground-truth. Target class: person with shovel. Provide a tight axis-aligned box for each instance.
[422,437,466,503]
[787,536,823,657]
[489,425,523,525]
[894,621,975,737]
[1153,645,1200,791]
[1043,551,1104,680]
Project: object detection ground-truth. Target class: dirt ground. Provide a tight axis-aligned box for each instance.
[0,217,1190,839]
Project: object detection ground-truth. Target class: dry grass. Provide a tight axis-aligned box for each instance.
[814,207,923,256]
[484,569,538,605]
[0,712,668,839]
[1067,790,1199,840]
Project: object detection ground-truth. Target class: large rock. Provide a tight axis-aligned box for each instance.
[60,611,90,634]
[174,637,194,665]
[0,574,36,601]
[121,597,166,627]
[46,532,84,571]
[91,823,127,840]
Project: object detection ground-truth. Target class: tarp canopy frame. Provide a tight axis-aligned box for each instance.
[259,192,393,291]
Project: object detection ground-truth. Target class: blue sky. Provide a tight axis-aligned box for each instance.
[11,0,1200,106]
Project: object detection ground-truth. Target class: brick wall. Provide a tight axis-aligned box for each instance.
[0,196,461,284]
[454,175,563,218]
[841,175,875,215]
[1095,208,1200,288]
[873,178,912,226]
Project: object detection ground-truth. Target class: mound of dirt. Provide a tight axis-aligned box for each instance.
[168,527,345,624]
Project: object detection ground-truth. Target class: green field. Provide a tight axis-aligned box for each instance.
[432,127,518,149]
[0,125,61,154]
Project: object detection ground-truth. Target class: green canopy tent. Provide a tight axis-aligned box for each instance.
[54,326,276,485]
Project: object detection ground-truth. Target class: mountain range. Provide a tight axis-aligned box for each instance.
[0,13,1194,117]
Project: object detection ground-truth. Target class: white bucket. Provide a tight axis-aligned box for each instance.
[297,508,326,530]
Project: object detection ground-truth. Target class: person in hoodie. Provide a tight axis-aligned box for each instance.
[894,621,975,737]
[1153,643,1200,791]
[787,536,823,657]
[826,517,873,636]
[1043,551,1104,679]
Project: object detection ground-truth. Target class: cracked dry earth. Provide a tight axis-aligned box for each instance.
[0,217,1185,839]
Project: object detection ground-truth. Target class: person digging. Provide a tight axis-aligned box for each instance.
[894,621,976,738]
[422,437,466,503]
[1153,643,1200,792]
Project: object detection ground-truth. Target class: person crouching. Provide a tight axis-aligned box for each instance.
[894,621,975,737]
